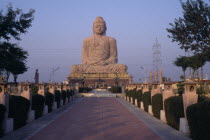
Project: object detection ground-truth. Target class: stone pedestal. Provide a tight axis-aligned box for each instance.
[48,83,56,95]
[162,83,174,110]
[183,82,198,118]
[151,83,161,97]
[142,83,149,94]
[52,102,57,110]
[56,83,63,93]
[75,83,79,94]
[60,100,63,107]
[43,105,48,115]
[63,84,67,92]
[121,84,125,93]
[21,81,35,122]
[38,81,45,96]
[179,82,198,134]
[27,110,35,123]
[0,85,14,133]
[179,118,189,134]
[2,118,13,133]
[160,110,167,123]
[136,84,142,91]
[148,105,153,115]
[135,99,138,106]
[140,102,144,110]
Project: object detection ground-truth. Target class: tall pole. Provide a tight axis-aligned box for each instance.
[52,67,60,83]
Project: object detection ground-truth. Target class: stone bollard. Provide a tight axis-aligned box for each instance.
[135,99,138,106]
[0,84,13,133]
[48,82,57,110]
[38,81,48,115]
[121,84,125,93]
[21,81,35,123]
[140,102,144,110]
[179,82,198,134]
[160,83,174,123]
[148,105,153,115]
[74,83,79,94]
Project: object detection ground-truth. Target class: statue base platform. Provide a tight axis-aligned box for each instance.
[71,64,127,73]
[67,72,129,88]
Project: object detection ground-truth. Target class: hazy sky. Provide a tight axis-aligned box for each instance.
[1,0,210,83]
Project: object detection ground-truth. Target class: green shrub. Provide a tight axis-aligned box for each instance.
[8,95,30,130]
[164,96,184,130]
[61,90,67,105]
[152,94,163,119]
[136,90,143,107]
[108,86,122,93]
[187,101,210,140]
[32,94,44,119]
[79,87,92,93]
[0,104,6,137]
[30,84,38,94]
[55,90,61,108]
[45,92,54,113]
[142,91,151,112]
[70,89,75,96]
[66,89,70,102]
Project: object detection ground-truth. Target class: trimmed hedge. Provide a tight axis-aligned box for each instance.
[0,104,6,137]
[45,92,54,113]
[136,90,143,107]
[152,94,163,119]
[187,100,210,140]
[8,95,30,130]
[66,89,70,102]
[61,90,67,105]
[142,91,151,112]
[164,96,184,130]
[108,86,122,93]
[32,94,45,119]
[79,87,92,93]
[55,90,61,108]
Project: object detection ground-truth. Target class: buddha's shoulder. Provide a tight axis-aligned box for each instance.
[83,36,94,41]
[103,36,116,42]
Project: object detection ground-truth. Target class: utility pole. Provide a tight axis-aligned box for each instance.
[52,67,60,83]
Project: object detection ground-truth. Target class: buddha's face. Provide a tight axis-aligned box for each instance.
[93,23,106,35]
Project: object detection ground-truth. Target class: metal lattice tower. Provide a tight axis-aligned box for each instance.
[152,38,162,82]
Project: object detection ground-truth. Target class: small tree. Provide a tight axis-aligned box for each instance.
[0,4,34,85]
[167,0,210,80]
[188,54,206,80]
[173,56,189,81]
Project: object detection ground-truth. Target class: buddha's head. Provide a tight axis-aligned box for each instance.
[93,16,107,35]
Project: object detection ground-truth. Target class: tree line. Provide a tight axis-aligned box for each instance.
[167,0,210,81]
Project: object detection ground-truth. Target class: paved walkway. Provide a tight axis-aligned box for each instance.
[1,95,191,140]
[29,98,161,140]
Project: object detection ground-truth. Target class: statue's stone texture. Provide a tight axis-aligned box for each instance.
[68,17,129,86]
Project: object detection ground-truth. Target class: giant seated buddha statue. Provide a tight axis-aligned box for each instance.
[71,16,127,73]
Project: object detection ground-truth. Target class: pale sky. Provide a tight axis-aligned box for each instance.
[1,0,210,82]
